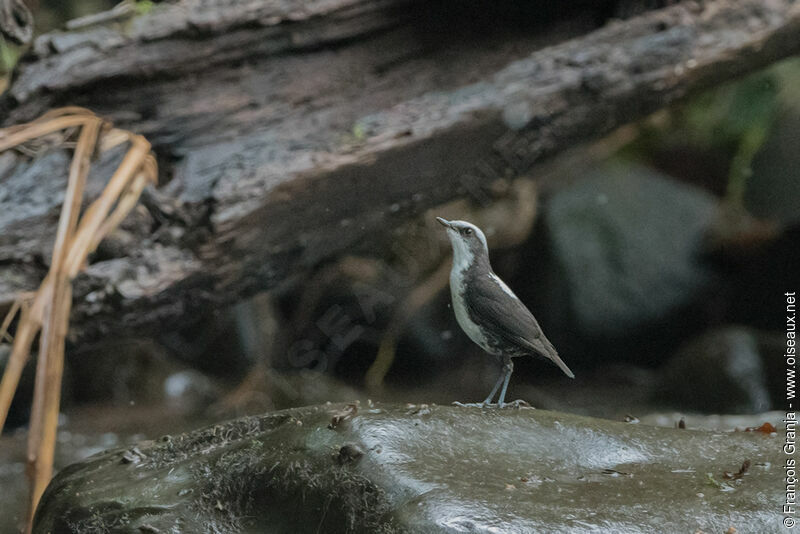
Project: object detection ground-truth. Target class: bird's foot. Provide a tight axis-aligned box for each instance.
[498,399,532,409]
[452,401,495,408]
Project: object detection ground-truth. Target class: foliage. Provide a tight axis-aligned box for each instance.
[134,1,154,16]
[623,57,800,205]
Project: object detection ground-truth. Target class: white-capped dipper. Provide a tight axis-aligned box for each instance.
[437,217,574,407]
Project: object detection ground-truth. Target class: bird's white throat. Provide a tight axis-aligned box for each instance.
[445,226,488,277]
[448,233,475,276]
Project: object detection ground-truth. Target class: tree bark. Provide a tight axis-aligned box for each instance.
[1,0,798,340]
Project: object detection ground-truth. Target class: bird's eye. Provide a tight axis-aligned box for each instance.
[462,228,473,236]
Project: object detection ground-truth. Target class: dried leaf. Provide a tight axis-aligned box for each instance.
[743,422,776,434]
[723,460,751,480]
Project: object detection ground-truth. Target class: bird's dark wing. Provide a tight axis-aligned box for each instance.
[464,273,575,378]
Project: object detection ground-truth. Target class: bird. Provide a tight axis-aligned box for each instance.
[436,217,574,407]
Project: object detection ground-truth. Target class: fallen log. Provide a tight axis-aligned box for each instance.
[1,0,798,340]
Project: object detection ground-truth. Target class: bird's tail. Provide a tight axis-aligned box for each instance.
[537,335,575,379]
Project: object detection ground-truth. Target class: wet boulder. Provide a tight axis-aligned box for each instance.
[526,162,720,364]
[34,403,782,533]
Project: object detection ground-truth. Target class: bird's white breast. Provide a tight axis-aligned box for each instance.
[449,266,491,352]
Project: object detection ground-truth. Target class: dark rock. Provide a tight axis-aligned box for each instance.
[64,339,220,417]
[528,162,719,364]
[653,327,771,414]
[719,224,800,331]
[34,403,784,533]
[0,343,73,431]
[757,329,795,409]
[747,109,800,225]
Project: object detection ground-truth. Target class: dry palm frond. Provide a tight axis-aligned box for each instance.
[0,107,157,532]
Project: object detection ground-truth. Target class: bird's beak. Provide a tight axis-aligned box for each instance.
[436,217,452,229]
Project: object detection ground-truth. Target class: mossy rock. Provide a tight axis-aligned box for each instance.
[34,403,783,533]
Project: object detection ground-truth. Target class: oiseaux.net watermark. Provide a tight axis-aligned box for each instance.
[784,291,797,529]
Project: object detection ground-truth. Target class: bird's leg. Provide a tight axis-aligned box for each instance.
[453,357,505,408]
[480,367,507,406]
[496,357,514,408]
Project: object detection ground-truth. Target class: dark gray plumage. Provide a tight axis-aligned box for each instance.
[437,217,573,407]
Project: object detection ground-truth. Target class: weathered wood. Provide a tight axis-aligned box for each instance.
[1,0,798,340]
[8,0,416,105]
[0,0,32,45]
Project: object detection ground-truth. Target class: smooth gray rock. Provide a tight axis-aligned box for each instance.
[531,163,719,363]
[34,403,785,533]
